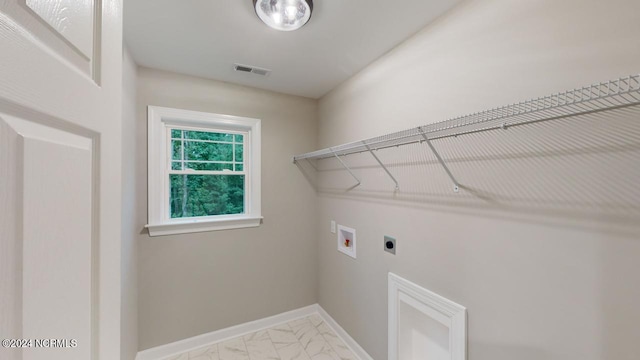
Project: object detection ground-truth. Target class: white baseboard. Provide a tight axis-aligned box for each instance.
[316,305,374,360]
[135,305,317,360]
[135,304,373,360]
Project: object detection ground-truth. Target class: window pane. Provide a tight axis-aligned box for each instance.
[171,129,182,139]
[170,175,244,218]
[235,164,243,171]
[235,143,243,162]
[234,134,243,143]
[185,162,233,171]
[172,140,183,160]
[171,161,182,170]
[185,141,233,162]
[185,130,233,142]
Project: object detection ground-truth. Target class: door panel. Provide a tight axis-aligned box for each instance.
[0,0,121,359]
[1,112,97,360]
[0,117,23,360]
[20,119,94,360]
[0,0,100,80]
[25,0,95,58]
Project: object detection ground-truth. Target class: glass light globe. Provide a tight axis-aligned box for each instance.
[254,0,313,31]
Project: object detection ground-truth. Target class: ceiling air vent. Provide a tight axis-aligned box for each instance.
[234,63,272,77]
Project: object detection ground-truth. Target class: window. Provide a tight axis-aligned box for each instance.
[146,106,261,236]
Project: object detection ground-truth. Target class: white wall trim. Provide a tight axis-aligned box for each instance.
[146,105,262,237]
[145,216,263,236]
[388,272,467,360]
[135,304,373,360]
[136,305,317,360]
[316,305,374,360]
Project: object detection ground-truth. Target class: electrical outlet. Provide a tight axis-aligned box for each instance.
[331,220,336,233]
[384,236,396,255]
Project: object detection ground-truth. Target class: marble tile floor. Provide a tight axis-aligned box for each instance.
[166,314,359,360]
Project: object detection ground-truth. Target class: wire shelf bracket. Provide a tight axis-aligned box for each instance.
[364,142,399,190]
[418,127,460,193]
[331,147,361,187]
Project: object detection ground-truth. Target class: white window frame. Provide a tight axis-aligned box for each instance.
[146,106,261,236]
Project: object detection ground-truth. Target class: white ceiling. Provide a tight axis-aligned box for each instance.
[124,0,461,99]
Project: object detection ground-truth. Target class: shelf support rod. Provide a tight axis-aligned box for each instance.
[305,158,318,171]
[418,127,460,193]
[364,143,399,190]
[331,147,361,187]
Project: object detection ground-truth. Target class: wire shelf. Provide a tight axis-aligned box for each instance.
[293,75,640,162]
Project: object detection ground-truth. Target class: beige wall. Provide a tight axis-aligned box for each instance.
[121,47,139,360]
[316,0,640,359]
[136,68,318,350]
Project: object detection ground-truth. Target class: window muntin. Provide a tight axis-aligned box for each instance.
[169,129,245,172]
[167,127,247,220]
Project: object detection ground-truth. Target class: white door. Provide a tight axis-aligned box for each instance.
[0,1,122,360]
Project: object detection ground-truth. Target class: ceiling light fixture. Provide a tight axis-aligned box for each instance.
[253,0,313,31]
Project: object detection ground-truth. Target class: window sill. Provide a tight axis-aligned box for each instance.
[145,216,263,237]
